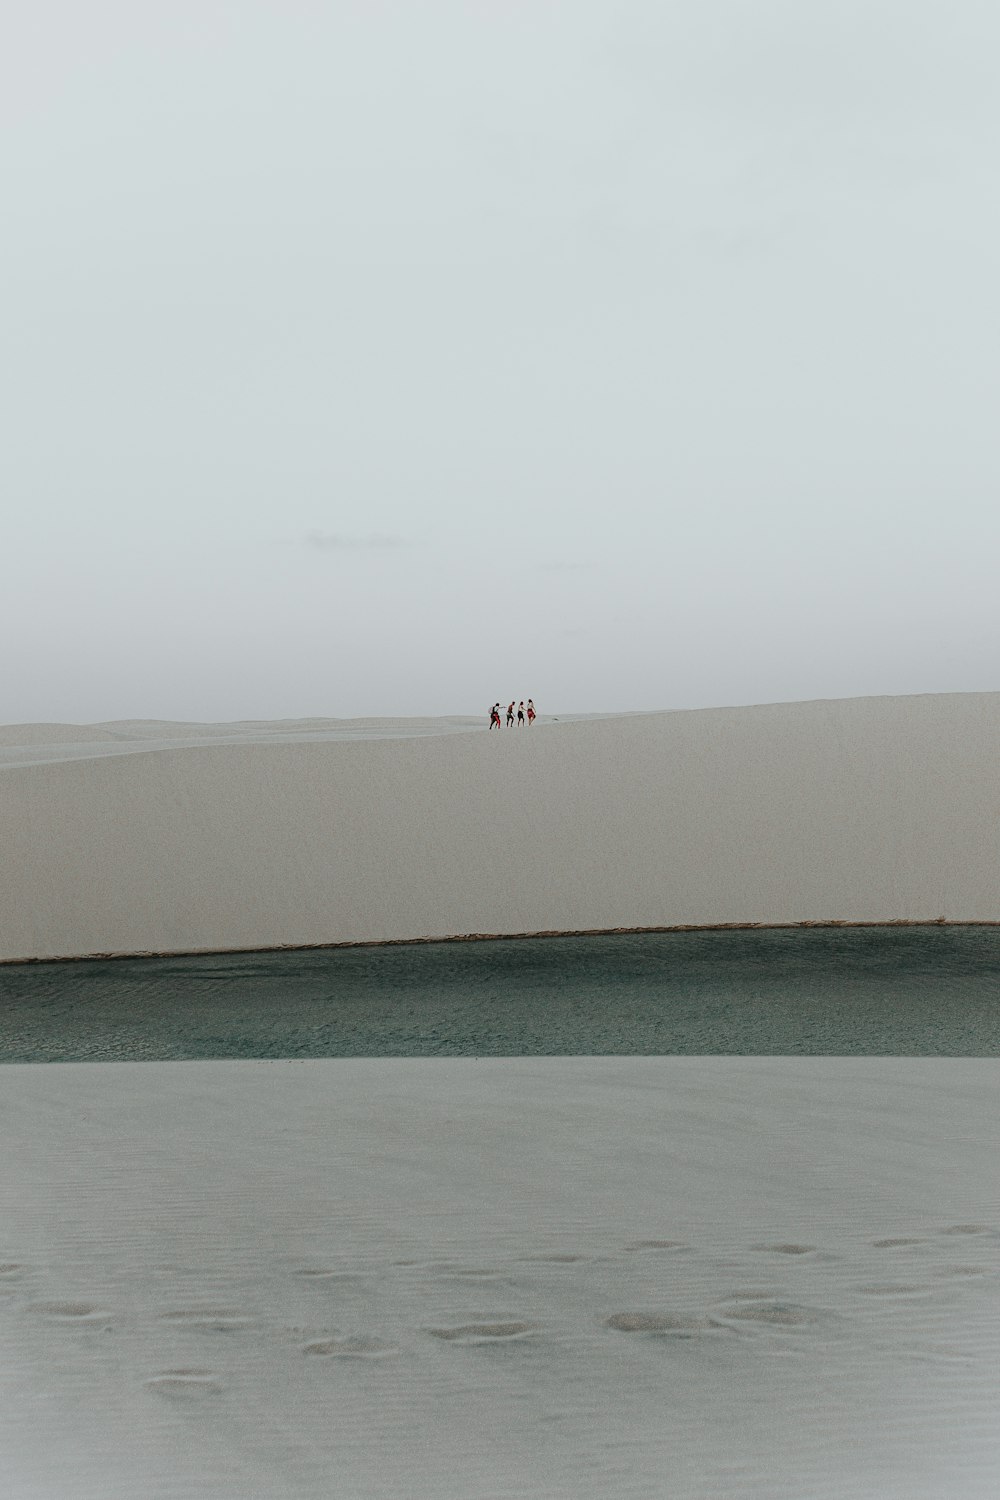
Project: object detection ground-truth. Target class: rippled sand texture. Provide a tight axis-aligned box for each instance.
[2,1057,997,1498]
[4,692,1000,961]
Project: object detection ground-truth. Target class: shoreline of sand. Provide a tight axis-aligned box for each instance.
[4,916,999,968]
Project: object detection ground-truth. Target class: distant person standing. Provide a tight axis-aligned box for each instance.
[527,699,536,725]
[490,703,501,729]
[517,701,525,727]
[506,702,515,727]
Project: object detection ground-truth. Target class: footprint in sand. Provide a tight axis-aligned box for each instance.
[624,1241,687,1253]
[872,1238,926,1249]
[940,1224,994,1236]
[750,1243,817,1256]
[302,1335,396,1358]
[425,1321,536,1344]
[716,1298,820,1327]
[517,1254,589,1264]
[933,1264,992,1279]
[604,1311,715,1336]
[293,1269,367,1284]
[158,1309,252,1333]
[145,1369,221,1400]
[0,1264,26,1297]
[392,1260,502,1280]
[856,1283,931,1298]
[28,1301,110,1325]
[428,1267,504,1281]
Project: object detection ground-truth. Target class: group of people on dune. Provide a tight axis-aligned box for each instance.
[490,699,535,729]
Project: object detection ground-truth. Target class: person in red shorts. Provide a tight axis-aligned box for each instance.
[527,699,536,725]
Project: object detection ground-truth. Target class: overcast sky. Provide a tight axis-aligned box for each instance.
[4,0,999,722]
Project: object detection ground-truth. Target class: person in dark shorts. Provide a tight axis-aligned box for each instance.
[506,702,515,727]
[517,701,525,726]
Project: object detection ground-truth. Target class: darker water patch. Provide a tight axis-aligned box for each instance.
[1,926,998,1060]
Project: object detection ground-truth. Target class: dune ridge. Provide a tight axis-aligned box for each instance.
[2,692,999,963]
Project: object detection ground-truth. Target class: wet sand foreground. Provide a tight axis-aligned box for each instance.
[1,1057,997,1499]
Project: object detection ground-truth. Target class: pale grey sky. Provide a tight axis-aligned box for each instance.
[4,1,998,722]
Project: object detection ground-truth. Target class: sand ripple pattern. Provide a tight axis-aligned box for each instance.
[1,1057,998,1499]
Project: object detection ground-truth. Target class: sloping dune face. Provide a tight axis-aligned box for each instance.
[2,693,1000,962]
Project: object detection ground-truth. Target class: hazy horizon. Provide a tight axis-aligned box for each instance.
[5,1,999,723]
[5,684,1000,733]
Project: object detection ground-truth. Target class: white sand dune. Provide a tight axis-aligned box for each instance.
[4,707,998,1496]
[1,1057,997,1499]
[3,693,1000,962]
[0,714,492,765]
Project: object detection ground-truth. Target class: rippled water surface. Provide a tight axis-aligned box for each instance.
[1,926,998,1061]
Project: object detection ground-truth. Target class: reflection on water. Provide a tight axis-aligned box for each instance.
[1,926,998,1061]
